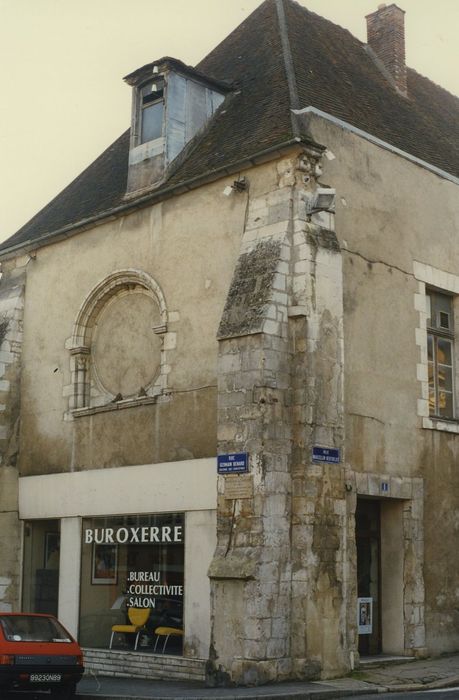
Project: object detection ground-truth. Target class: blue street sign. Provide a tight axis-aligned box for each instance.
[312,446,340,464]
[217,452,249,474]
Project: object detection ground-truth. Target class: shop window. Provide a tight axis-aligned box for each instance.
[427,290,455,418]
[79,513,184,654]
[22,520,60,617]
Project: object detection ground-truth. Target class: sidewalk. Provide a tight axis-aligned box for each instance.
[76,653,459,699]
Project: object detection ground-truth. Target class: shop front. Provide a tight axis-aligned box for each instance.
[79,514,184,653]
[17,459,217,675]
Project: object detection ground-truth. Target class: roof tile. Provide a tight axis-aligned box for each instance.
[2,0,457,253]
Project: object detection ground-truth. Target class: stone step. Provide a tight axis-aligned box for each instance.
[359,654,415,668]
[84,649,203,670]
[83,648,206,682]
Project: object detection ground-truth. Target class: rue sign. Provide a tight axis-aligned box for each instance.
[217,452,249,474]
[312,446,340,464]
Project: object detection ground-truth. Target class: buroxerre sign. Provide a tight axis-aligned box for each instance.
[84,525,183,545]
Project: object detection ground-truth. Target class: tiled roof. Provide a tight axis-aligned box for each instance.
[2,0,458,254]
[3,131,130,251]
[283,0,459,178]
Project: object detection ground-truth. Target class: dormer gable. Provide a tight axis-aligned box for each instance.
[123,57,230,197]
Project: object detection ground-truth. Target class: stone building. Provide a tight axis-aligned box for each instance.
[0,0,458,687]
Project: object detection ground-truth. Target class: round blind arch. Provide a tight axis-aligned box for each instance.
[68,270,170,411]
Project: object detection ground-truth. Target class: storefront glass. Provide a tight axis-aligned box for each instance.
[79,513,184,654]
[22,520,60,616]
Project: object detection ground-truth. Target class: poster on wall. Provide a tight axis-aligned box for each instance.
[357,597,373,635]
[91,544,118,585]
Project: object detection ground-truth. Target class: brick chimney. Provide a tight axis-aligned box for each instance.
[366,3,407,95]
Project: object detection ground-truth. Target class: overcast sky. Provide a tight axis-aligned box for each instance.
[0,0,457,242]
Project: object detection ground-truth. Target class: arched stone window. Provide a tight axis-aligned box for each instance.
[67,270,173,415]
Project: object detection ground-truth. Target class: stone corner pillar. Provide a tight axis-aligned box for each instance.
[0,261,26,612]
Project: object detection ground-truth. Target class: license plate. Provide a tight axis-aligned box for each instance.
[29,673,62,682]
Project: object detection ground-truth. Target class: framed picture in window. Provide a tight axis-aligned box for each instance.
[44,532,60,569]
[91,544,118,585]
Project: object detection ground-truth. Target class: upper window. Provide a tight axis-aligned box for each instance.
[427,290,455,418]
[139,79,164,144]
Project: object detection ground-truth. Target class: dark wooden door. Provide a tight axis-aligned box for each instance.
[356,498,381,655]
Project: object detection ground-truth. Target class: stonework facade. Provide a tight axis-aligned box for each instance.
[0,0,458,688]
[207,152,349,683]
[0,260,26,613]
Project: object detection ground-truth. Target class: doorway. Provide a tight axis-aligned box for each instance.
[22,520,60,617]
[356,498,381,655]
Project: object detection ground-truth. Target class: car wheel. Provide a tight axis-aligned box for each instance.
[49,683,76,699]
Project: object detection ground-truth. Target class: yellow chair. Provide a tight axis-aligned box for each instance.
[109,608,150,651]
[153,625,183,654]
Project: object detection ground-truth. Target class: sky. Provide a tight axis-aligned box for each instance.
[0,0,458,242]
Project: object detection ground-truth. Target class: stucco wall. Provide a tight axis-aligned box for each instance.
[309,114,459,653]
[16,176,255,475]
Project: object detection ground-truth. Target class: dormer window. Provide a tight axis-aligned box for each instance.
[124,57,230,196]
[140,79,165,144]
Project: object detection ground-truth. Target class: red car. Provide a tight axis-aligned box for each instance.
[0,613,84,698]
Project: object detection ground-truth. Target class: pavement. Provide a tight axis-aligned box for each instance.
[75,653,459,699]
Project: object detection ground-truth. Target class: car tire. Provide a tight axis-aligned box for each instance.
[49,683,76,699]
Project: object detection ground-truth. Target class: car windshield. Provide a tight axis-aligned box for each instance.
[0,615,71,643]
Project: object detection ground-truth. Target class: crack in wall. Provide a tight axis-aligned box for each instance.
[342,247,414,279]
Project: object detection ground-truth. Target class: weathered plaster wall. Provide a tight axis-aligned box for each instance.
[16,178,248,475]
[59,390,216,471]
[308,114,459,653]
